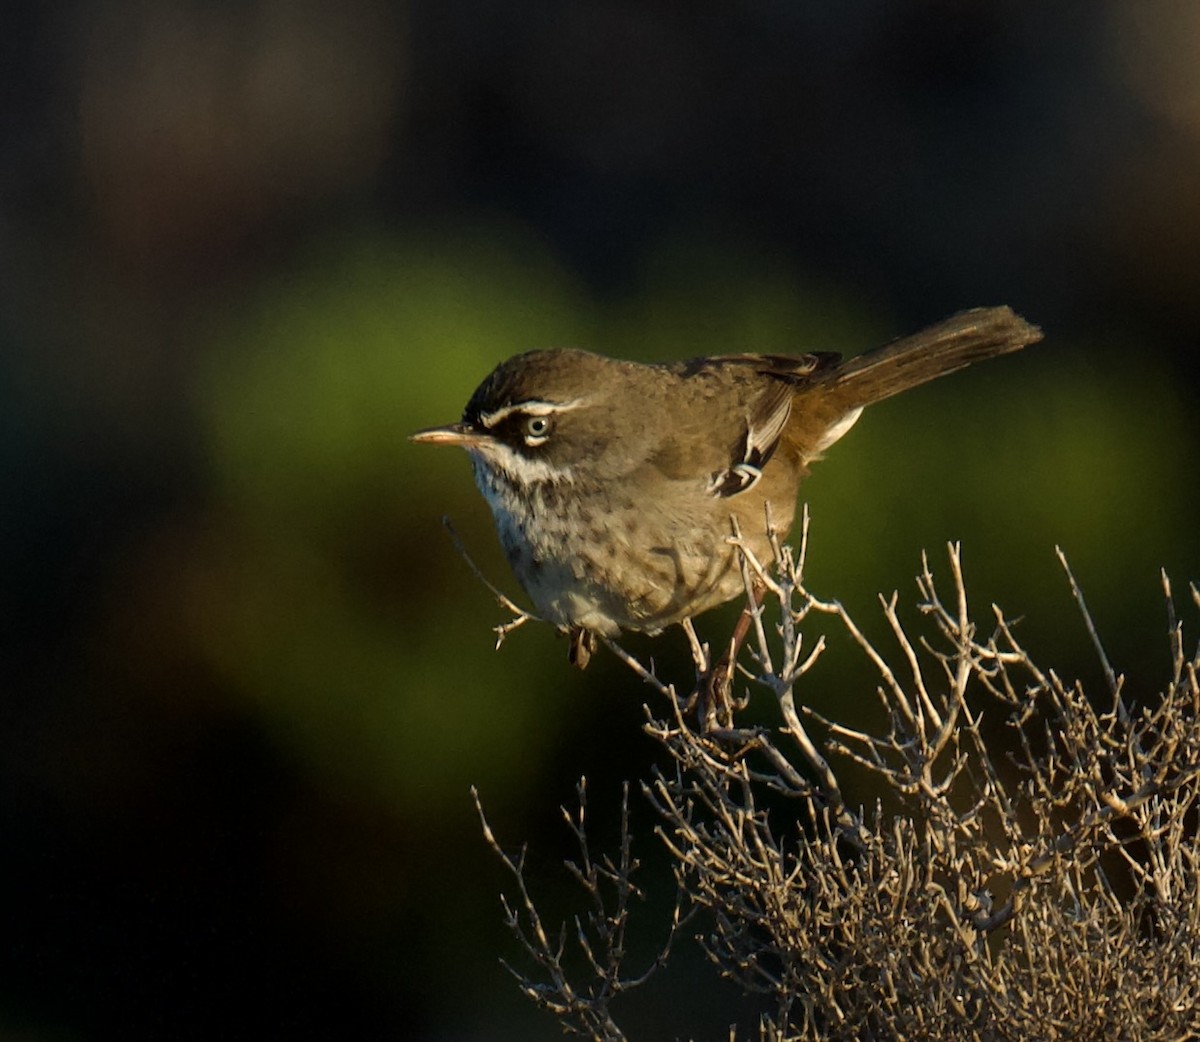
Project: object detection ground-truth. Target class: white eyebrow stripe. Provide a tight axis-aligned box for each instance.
[479,398,587,428]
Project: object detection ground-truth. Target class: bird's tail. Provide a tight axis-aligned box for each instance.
[814,306,1043,410]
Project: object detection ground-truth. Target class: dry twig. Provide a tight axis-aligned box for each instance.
[466,518,1200,1041]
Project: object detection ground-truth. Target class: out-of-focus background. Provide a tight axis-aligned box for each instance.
[2,2,1198,1039]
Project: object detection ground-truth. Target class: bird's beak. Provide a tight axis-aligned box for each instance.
[410,423,487,447]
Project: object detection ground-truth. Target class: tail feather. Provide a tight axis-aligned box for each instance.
[815,306,1043,410]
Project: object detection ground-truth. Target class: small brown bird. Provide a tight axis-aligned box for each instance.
[413,306,1041,667]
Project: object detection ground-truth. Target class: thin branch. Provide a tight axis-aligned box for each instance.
[1056,545,1123,712]
[443,516,544,648]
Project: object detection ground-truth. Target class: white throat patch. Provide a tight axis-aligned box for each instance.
[471,439,576,487]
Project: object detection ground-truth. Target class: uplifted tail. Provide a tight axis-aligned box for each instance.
[815,306,1042,410]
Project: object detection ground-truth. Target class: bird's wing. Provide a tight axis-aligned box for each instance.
[709,353,841,497]
[705,381,792,497]
[648,353,841,498]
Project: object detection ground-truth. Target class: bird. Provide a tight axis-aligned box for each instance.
[412,306,1041,668]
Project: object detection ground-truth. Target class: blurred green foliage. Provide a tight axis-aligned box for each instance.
[180,222,1197,832]
[189,226,599,815]
[5,228,1197,1042]
[5,2,1200,1037]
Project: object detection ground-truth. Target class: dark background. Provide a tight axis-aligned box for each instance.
[3,2,1198,1039]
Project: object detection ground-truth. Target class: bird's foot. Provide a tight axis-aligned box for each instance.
[568,627,597,670]
[700,651,738,729]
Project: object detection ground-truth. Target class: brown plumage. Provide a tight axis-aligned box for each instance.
[413,306,1042,653]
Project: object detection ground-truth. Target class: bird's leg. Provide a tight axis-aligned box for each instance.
[704,580,764,723]
[568,626,597,670]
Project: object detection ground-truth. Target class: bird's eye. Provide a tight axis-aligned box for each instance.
[523,415,551,442]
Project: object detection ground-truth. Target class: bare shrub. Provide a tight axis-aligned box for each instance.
[472,515,1200,1041]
